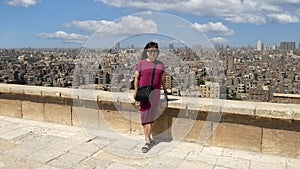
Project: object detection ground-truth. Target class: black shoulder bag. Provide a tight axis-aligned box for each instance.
[135,62,157,102]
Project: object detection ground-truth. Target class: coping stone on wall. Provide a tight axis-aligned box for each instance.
[255,102,294,120]
[292,104,300,120]
[0,84,12,93]
[222,99,256,116]
[10,85,24,94]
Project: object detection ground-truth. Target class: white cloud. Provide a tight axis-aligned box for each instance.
[7,0,39,7]
[64,15,157,36]
[224,14,266,25]
[96,0,300,24]
[36,31,89,44]
[192,22,234,36]
[268,14,299,24]
[210,37,229,44]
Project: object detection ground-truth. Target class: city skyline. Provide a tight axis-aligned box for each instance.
[1,0,300,48]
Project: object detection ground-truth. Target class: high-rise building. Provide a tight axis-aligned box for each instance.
[225,55,234,71]
[280,41,295,51]
[257,40,264,51]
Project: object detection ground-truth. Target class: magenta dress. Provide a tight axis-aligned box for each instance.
[136,59,165,125]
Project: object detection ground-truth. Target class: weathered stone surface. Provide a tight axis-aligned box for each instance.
[22,101,44,121]
[99,110,130,133]
[0,139,17,152]
[73,89,97,101]
[0,99,22,118]
[292,104,300,121]
[179,160,215,169]
[41,89,61,97]
[0,115,298,169]
[72,157,111,169]
[262,129,300,158]
[255,102,294,119]
[223,100,256,115]
[223,148,286,165]
[0,128,31,140]
[0,155,45,169]
[249,161,286,169]
[152,111,171,140]
[47,152,87,168]
[25,148,64,163]
[210,123,261,152]
[72,106,99,129]
[171,117,204,142]
[216,156,250,169]
[146,156,183,168]
[0,84,11,93]
[44,103,71,125]
[10,86,24,94]
[23,87,42,96]
[93,150,148,166]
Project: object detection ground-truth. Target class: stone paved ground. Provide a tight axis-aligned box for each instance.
[0,115,299,169]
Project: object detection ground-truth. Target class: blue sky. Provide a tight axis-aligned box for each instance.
[1,0,300,48]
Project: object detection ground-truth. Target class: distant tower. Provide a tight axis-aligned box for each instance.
[115,42,120,51]
[280,41,295,51]
[169,44,175,51]
[257,40,264,51]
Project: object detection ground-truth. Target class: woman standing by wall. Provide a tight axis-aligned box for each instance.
[133,41,168,153]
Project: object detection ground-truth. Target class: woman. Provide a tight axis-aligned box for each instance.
[133,41,168,153]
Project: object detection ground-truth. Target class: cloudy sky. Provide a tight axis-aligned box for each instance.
[1,0,300,48]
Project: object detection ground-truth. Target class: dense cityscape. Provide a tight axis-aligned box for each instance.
[0,40,300,103]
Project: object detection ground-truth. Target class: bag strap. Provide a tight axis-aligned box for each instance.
[150,61,157,87]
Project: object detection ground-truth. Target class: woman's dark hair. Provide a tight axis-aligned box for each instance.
[141,41,159,60]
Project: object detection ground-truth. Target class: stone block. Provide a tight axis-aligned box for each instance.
[291,104,300,121]
[182,120,205,142]
[72,106,99,129]
[99,110,130,133]
[210,122,262,152]
[0,84,11,93]
[170,113,201,142]
[262,128,300,158]
[221,113,256,126]
[129,110,143,135]
[0,99,22,118]
[47,152,86,168]
[73,89,97,101]
[23,87,42,96]
[255,116,293,131]
[10,86,24,94]
[153,112,171,140]
[22,101,44,121]
[42,89,61,97]
[255,102,293,119]
[98,101,117,111]
[81,99,99,109]
[44,103,71,125]
[222,100,256,116]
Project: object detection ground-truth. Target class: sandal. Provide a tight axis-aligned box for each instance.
[142,143,151,153]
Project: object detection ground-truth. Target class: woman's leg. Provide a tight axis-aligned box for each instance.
[150,122,154,140]
[142,123,152,153]
[143,123,152,143]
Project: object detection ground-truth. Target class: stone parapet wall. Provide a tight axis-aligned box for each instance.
[273,93,300,104]
[0,84,300,158]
